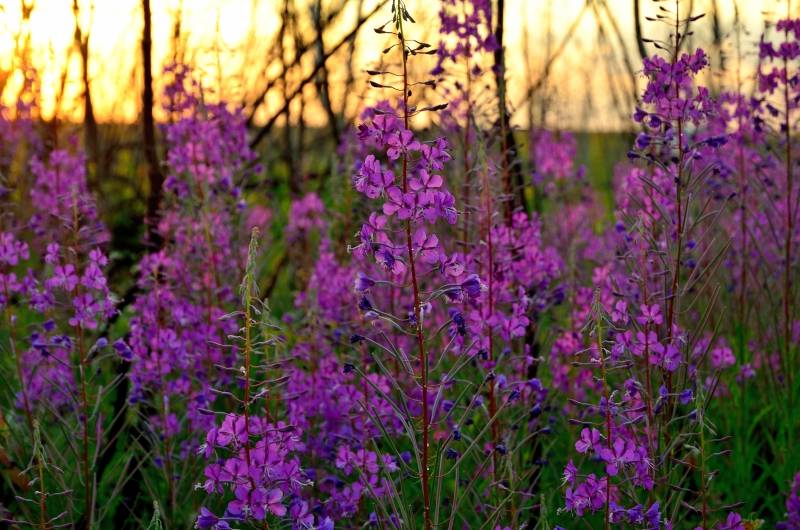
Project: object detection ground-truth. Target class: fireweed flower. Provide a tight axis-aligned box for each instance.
[753,18,800,391]
[28,148,109,245]
[0,138,126,530]
[349,97,479,521]
[125,64,265,517]
[530,129,587,197]
[287,192,327,242]
[778,473,800,530]
[0,89,40,173]
[196,231,321,528]
[345,2,529,525]
[13,150,118,413]
[432,0,497,77]
[350,3,563,526]
[2,3,796,529]
[560,4,745,523]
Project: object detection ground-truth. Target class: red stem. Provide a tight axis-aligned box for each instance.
[397,19,431,529]
[782,20,794,396]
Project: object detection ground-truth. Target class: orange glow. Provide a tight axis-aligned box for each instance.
[0,0,795,130]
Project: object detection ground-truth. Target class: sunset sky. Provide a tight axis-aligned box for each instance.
[0,0,795,130]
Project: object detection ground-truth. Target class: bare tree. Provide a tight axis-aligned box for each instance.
[249,0,388,150]
[142,0,163,246]
[170,0,184,64]
[313,0,341,145]
[595,0,639,110]
[710,0,725,90]
[343,0,365,122]
[634,0,647,61]
[72,0,99,175]
[280,0,297,189]
[494,0,522,221]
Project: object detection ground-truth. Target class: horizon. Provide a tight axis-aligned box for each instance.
[0,0,795,131]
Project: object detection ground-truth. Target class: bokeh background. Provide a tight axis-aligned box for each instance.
[1,1,800,527]
[2,0,796,296]
[1,0,795,130]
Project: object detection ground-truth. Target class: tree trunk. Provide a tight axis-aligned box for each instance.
[313,0,340,146]
[634,0,647,61]
[73,0,99,177]
[494,0,526,221]
[142,0,163,246]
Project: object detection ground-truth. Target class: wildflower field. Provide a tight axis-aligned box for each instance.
[0,0,799,528]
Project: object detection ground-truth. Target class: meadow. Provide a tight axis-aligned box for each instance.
[0,0,799,528]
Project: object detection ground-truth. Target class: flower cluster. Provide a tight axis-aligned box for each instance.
[778,473,800,530]
[2,3,800,529]
[560,32,745,526]
[0,136,125,528]
[198,414,316,528]
[126,66,263,516]
[432,0,497,76]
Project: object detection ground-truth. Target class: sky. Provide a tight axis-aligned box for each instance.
[0,0,795,131]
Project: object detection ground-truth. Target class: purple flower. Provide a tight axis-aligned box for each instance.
[354,272,376,292]
[113,339,133,361]
[410,169,443,191]
[69,293,100,329]
[598,436,638,476]
[716,512,745,530]
[202,464,225,494]
[637,303,663,326]
[0,232,29,266]
[289,500,314,527]
[386,129,420,160]
[574,427,602,454]
[460,274,482,299]
[49,264,79,292]
[375,246,406,276]
[645,502,661,529]
[413,229,441,264]
[778,473,800,530]
[565,474,609,516]
[266,488,287,517]
[197,507,230,530]
[563,459,578,485]
[355,155,394,198]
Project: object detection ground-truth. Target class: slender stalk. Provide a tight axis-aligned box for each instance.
[461,0,474,247]
[33,422,49,530]
[6,293,33,432]
[72,200,93,530]
[142,0,164,245]
[735,20,748,331]
[665,1,684,396]
[781,13,794,396]
[640,254,655,437]
[37,446,48,529]
[78,317,91,529]
[242,229,266,528]
[699,407,708,529]
[494,0,513,225]
[5,294,47,527]
[462,82,473,247]
[152,281,175,515]
[482,162,499,480]
[594,296,611,530]
[243,233,256,469]
[397,13,431,528]
[243,301,253,468]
